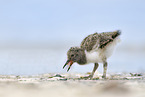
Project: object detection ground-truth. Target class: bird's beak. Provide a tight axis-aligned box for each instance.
[63,60,74,72]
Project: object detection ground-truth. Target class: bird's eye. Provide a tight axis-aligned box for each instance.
[71,54,74,57]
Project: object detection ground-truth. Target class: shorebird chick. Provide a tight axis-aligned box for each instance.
[63,30,121,79]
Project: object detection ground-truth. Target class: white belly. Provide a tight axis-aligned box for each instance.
[85,49,104,63]
[85,37,120,63]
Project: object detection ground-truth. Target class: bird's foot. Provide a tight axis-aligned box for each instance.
[88,74,93,79]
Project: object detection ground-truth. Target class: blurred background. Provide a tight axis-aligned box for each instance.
[0,0,145,75]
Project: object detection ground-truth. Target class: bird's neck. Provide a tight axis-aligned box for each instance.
[77,49,87,65]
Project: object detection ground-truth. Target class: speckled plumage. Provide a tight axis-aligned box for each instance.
[63,30,121,79]
[81,30,121,51]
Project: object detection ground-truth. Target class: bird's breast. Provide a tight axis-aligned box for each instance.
[85,49,104,63]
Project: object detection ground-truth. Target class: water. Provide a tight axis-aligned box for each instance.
[0,44,144,75]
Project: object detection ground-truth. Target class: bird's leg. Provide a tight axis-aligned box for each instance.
[102,61,108,79]
[88,63,99,79]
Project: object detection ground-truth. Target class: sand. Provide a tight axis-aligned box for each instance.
[0,73,145,97]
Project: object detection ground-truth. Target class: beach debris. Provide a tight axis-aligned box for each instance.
[79,76,90,80]
[53,74,62,77]
[16,75,21,79]
[59,78,67,81]
[130,73,142,76]
[125,77,142,80]
[92,77,99,80]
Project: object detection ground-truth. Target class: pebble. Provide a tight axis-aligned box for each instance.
[130,73,143,76]
[53,74,62,77]
[59,78,67,81]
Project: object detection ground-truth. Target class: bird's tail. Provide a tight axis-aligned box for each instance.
[112,30,121,39]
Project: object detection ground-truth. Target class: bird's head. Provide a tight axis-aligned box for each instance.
[63,47,86,72]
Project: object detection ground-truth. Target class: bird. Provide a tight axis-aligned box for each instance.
[63,30,121,79]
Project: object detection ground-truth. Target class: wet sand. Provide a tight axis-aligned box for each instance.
[0,73,145,97]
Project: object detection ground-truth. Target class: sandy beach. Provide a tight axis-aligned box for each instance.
[0,73,145,97]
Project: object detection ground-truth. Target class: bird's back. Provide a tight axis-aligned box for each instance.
[80,30,121,52]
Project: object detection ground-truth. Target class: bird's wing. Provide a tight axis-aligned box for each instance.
[99,30,121,48]
[80,30,121,51]
[80,32,99,52]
